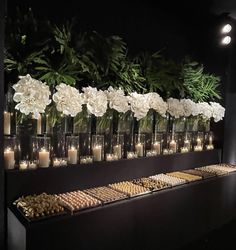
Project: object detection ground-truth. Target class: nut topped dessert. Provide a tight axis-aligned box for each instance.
[55,190,101,212]
[182,169,216,179]
[109,181,150,197]
[132,177,170,190]
[84,186,128,203]
[13,193,65,219]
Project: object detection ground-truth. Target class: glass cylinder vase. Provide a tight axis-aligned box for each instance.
[92,135,104,162]
[4,136,20,169]
[172,116,186,133]
[112,134,124,160]
[151,133,163,155]
[73,106,92,157]
[16,113,37,160]
[186,116,199,132]
[32,136,51,168]
[96,109,113,155]
[198,118,211,132]
[179,132,192,153]
[134,133,145,157]
[205,131,214,150]
[154,113,168,133]
[138,110,154,152]
[193,132,204,152]
[66,135,80,165]
[117,110,134,157]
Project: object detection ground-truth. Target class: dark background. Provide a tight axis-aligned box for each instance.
[6,0,233,147]
[2,0,236,249]
[5,0,231,65]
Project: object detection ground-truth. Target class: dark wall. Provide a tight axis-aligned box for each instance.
[0,0,5,248]
[6,0,217,60]
[5,0,227,149]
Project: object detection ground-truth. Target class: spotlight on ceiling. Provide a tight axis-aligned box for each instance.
[221,24,232,34]
[221,36,231,45]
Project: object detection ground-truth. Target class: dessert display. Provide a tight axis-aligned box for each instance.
[207,164,236,173]
[195,166,227,176]
[109,181,150,197]
[182,169,216,179]
[166,171,202,182]
[55,191,101,212]
[150,173,187,186]
[132,177,170,191]
[84,186,128,204]
[13,193,65,220]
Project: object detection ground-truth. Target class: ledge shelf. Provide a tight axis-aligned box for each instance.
[8,171,236,250]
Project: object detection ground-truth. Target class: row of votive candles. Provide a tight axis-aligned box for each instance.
[4,132,214,169]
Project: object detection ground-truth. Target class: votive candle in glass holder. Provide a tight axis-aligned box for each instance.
[39,148,50,168]
[146,150,157,157]
[92,135,104,162]
[4,136,19,169]
[152,133,163,155]
[127,151,135,159]
[169,137,177,153]
[28,160,37,170]
[183,132,192,152]
[60,158,68,166]
[32,136,51,168]
[19,160,28,170]
[80,155,93,164]
[53,157,61,167]
[112,134,124,160]
[194,132,204,152]
[205,131,214,150]
[179,132,191,153]
[66,135,79,165]
[134,134,145,157]
[106,153,115,162]
[4,147,15,169]
[80,156,88,164]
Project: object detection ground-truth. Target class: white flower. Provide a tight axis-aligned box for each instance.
[53,83,84,117]
[180,99,200,117]
[210,102,225,122]
[82,86,108,117]
[167,98,185,118]
[146,92,167,117]
[197,102,213,120]
[105,86,130,113]
[13,74,51,119]
[128,92,150,120]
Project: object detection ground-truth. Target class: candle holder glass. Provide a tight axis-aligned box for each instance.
[117,111,134,158]
[112,134,124,160]
[32,136,51,168]
[193,132,204,152]
[92,134,104,162]
[179,132,192,153]
[66,135,80,164]
[152,133,163,155]
[19,160,29,170]
[154,113,168,133]
[4,136,20,169]
[134,133,145,157]
[167,132,178,153]
[80,155,93,164]
[205,131,214,150]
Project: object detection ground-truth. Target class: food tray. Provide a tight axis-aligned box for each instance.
[14,205,67,222]
[84,191,129,205]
